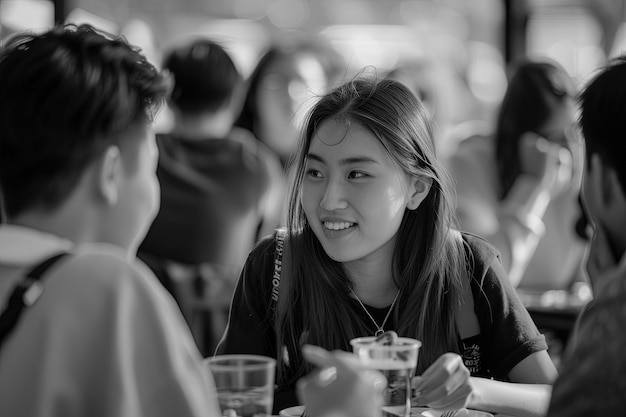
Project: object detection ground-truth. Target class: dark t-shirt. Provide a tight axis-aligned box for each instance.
[217,232,547,413]
[140,128,276,267]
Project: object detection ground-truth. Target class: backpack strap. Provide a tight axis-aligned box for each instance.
[0,252,69,350]
[270,228,286,325]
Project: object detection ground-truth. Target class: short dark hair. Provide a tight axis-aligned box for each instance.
[163,39,242,115]
[0,24,170,220]
[578,55,626,196]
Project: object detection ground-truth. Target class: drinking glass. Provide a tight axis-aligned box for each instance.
[350,337,421,417]
[205,354,276,417]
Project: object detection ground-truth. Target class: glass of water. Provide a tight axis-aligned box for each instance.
[205,354,276,417]
[350,336,421,417]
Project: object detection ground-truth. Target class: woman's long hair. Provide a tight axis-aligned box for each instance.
[495,58,576,199]
[275,77,467,385]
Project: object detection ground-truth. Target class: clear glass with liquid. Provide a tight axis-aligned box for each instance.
[351,336,421,417]
[206,354,276,417]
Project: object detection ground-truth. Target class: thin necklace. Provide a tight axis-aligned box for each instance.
[350,288,400,336]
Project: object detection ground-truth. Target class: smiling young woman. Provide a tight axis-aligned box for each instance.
[217,76,557,417]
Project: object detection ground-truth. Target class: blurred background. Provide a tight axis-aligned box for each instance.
[2,0,625,133]
[1,0,614,362]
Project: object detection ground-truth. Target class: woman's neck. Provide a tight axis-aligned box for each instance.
[344,260,398,308]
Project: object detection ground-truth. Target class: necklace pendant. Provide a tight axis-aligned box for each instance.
[375,329,384,337]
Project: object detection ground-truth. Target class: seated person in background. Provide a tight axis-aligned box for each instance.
[217,76,557,417]
[446,57,589,290]
[235,35,336,170]
[138,39,286,355]
[546,55,626,417]
[0,24,219,417]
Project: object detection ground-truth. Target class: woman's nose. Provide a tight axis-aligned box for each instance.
[320,179,349,210]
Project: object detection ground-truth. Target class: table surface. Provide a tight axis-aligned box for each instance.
[279,406,517,417]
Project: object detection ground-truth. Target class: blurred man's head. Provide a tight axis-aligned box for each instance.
[0,24,170,251]
[163,39,244,122]
[578,56,626,259]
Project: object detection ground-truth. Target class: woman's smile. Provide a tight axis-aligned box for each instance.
[323,221,356,231]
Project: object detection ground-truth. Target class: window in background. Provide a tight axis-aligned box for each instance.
[319,24,424,76]
[0,0,54,37]
[65,8,118,34]
[527,0,608,83]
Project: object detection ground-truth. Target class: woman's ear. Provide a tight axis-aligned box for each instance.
[407,176,432,210]
[96,145,122,206]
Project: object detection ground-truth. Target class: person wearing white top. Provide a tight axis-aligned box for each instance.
[0,225,218,417]
[0,24,222,417]
[0,23,366,417]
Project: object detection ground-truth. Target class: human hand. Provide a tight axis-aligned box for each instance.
[519,132,573,196]
[412,353,472,410]
[297,344,387,417]
[586,221,626,296]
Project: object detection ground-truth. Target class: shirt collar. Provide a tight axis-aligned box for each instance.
[0,224,74,266]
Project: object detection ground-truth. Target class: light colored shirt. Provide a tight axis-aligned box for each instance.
[0,224,221,417]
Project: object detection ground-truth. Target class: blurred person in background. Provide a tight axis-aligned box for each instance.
[138,39,286,356]
[235,34,341,170]
[385,58,477,161]
[446,57,589,291]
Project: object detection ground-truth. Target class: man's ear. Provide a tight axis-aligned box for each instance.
[407,176,432,210]
[604,161,626,211]
[96,145,122,206]
[590,154,621,207]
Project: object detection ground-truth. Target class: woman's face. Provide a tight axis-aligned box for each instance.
[301,119,417,265]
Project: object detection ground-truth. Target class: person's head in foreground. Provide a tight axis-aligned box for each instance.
[539,55,626,417]
[0,24,170,253]
[578,56,626,289]
[279,75,467,379]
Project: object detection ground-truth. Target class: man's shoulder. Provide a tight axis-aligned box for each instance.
[52,243,157,294]
[548,274,626,415]
[579,274,626,336]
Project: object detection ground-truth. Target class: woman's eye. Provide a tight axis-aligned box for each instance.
[348,171,368,179]
[306,168,323,179]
